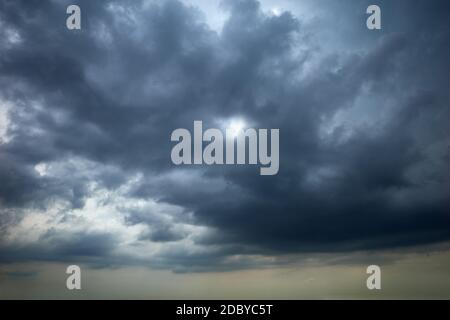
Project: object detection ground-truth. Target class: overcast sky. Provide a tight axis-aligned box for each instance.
[0,0,449,298]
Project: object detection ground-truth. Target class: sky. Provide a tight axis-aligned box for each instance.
[0,0,449,299]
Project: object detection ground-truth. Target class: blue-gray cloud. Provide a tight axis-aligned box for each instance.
[0,0,449,272]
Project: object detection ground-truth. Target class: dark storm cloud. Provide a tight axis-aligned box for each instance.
[0,0,449,271]
[0,230,117,264]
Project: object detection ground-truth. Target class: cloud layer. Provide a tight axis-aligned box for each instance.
[0,0,449,272]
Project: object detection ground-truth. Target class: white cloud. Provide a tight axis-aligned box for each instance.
[0,99,13,144]
[2,156,216,267]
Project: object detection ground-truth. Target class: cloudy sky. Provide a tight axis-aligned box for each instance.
[0,0,449,299]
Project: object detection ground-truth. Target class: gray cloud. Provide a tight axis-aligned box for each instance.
[0,0,449,272]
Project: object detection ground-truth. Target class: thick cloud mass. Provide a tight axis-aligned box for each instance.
[0,0,449,271]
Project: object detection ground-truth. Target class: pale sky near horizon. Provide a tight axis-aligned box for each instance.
[2,245,450,299]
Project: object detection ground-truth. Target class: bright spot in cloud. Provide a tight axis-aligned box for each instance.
[34,163,48,177]
[270,7,282,16]
[6,28,22,45]
[228,119,246,137]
